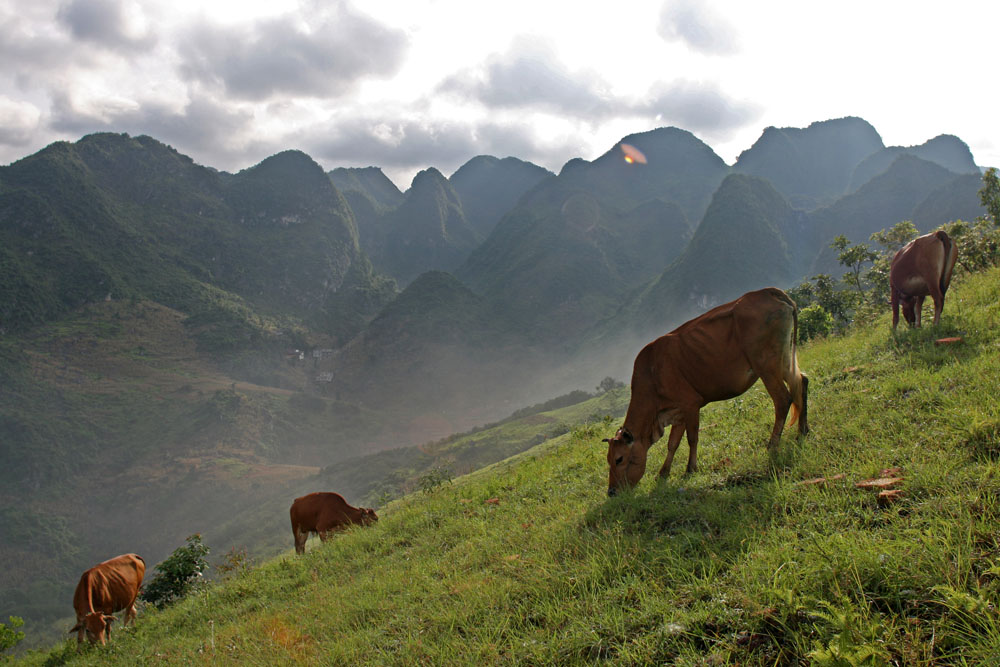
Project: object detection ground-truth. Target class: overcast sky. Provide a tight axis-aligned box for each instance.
[1,0,996,189]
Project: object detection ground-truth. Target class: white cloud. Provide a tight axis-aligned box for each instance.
[657,0,739,55]
[177,2,407,101]
[0,96,41,146]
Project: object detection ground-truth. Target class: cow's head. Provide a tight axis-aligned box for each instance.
[360,507,379,525]
[603,427,647,496]
[70,612,115,645]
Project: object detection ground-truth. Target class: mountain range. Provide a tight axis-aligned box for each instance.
[0,116,987,644]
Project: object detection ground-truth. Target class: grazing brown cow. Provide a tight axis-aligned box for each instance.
[290,492,378,554]
[70,553,145,647]
[604,288,809,496]
[889,230,957,329]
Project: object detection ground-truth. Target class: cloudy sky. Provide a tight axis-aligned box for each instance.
[1,0,996,189]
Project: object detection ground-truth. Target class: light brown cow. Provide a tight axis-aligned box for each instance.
[604,288,809,496]
[70,553,145,647]
[290,492,378,555]
[889,230,957,329]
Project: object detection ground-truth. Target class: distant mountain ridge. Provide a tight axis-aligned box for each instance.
[0,134,394,345]
[734,116,886,209]
[449,155,553,238]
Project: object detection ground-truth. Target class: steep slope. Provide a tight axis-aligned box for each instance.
[327,166,404,209]
[848,134,980,191]
[734,116,885,209]
[376,168,480,285]
[627,174,798,338]
[32,267,1000,665]
[0,299,406,649]
[449,155,553,238]
[911,172,987,229]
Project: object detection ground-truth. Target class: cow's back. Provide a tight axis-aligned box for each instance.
[291,492,350,532]
[890,231,955,297]
[74,554,145,615]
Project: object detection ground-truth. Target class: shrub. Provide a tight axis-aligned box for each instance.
[798,304,834,341]
[418,466,453,494]
[0,616,24,656]
[141,534,210,609]
[216,546,253,579]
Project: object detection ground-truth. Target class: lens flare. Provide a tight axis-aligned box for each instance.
[619,142,647,165]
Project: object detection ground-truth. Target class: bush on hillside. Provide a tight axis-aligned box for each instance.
[0,615,24,656]
[141,534,210,609]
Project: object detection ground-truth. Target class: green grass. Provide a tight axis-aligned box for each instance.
[20,268,1000,665]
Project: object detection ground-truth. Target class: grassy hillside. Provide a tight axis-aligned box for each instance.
[19,267,1000,665]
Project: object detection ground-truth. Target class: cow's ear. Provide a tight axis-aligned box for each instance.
[601,438,611,444]
[621,429,634,445]
[70,623,81,633]
[104,615,116,625]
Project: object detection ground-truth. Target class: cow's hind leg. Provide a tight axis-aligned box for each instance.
[683,410,700,474]
[914,295,925,327]
[797,374,809,436]
[759,370,793,449]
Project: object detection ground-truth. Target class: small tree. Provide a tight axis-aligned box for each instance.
[141,534,210,609]
[980,167,1000,226]
[831,235,879,297]
[798,304,834,341]
[0,616,24,657]
[595,377,624,394]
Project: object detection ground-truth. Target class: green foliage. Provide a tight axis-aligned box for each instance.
[418,465,454,494]
[140,535,210,609]
[942,218,1000,273]
[595,376,625,394]
[215,547,253,579]
[831,234,879,297]
[0,616,24,656]
[798,303,834,341]
[980,167,1000,226]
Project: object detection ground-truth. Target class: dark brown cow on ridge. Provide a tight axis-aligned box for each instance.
[604,288,809,496]
[290,492,378,555]
[70,553,145,647]
[890,230,957,329]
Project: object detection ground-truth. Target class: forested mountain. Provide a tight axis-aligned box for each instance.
[556,126,729,224]
[0,134,395,348]
[734,116,885,209]
[625,174,800,338]
[848,134,980,191]
[328,166,404,209]
[455,127,720,343]
[805,154,981,275]
[449,155,553,238]
[373,167,480,285]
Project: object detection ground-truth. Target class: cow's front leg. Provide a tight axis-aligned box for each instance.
[657,423,686,479]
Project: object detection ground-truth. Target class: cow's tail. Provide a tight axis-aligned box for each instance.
[936,230,957,296]
[784,303,807,431]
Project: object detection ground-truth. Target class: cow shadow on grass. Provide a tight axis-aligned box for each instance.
[883,315,980,368]
[582,431,807,552]
[578,444,805,661]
